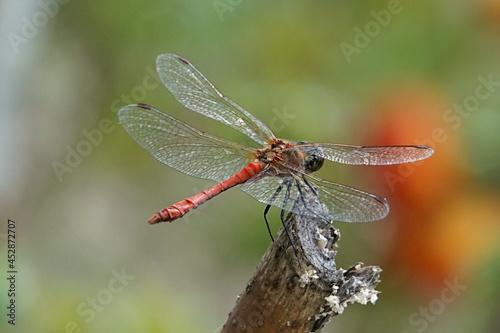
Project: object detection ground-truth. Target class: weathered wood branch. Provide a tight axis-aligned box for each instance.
[221,210,382,333]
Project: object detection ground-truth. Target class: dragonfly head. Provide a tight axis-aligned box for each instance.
[304,152,324,172]
[297,141,325,172]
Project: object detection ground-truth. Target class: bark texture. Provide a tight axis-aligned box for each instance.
[222,210,381,333]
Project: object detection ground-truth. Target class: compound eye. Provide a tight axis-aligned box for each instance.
[305,154,324,172]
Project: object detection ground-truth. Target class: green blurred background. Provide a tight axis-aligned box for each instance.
[1,0,500,332]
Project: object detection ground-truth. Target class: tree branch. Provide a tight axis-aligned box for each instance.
[221,210,382,332]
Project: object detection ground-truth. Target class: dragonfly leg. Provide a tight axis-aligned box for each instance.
[262,182,285,242]
[263,204,274,242]
[296,175,323,219]
[301,174,318,196]
[279,180,299,261]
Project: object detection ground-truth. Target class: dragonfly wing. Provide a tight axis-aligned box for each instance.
[240,170,329,220]
[156,54,275,145]
[240,169,389,222]
[295,143,434,165]
[119,104,254,182]
[304,174,389,222]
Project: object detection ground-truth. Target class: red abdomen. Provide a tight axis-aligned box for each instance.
[148,162,263,224]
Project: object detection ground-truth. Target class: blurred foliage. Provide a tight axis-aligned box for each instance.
[1,0,500,332]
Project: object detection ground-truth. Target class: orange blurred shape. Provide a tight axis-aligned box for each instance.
[427,188,500,280]
[365,83,499,294]
[481,0,500,29]
[368,84,464,212]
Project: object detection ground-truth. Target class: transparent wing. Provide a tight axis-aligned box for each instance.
[306,174,389,221]
[240,168,389,222]
[295,143,434,165]
[118,104,254,182]
[156,53,275,145]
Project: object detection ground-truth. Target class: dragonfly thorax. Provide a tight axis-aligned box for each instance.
[255,139,325,175]
[256,139,291,164]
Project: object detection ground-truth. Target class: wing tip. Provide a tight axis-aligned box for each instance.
[410,145,435,161]
[373,195,390,221]
[136,103,153,110]
[348,195,389,223]
[420,145,435,157]
[177,55,190,65]
[156,53,190,65]
[118,103,154,119]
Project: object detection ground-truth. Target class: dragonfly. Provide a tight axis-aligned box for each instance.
[118,54,433,226]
